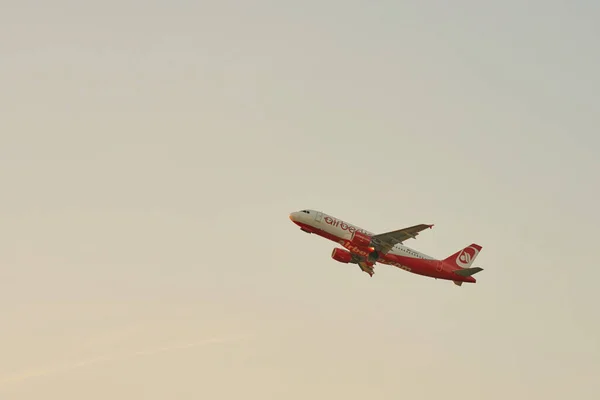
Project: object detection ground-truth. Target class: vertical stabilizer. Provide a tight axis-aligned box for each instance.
[444,244,482,269]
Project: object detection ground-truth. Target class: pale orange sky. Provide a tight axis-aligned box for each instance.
[1,1,599,399]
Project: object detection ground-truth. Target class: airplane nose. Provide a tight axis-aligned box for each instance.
[289,212,300,223]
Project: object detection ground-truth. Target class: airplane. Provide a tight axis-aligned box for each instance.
[289,209,483,286]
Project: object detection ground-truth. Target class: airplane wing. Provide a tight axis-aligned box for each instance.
[370,224,434,254]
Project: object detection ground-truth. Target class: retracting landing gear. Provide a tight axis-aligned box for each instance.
[358,261,374,277]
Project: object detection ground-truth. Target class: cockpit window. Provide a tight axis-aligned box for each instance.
[300,210,310,214]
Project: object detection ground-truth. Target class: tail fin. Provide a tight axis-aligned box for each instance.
[444,244,482,269]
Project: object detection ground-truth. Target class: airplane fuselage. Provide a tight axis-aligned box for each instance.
[289,209,477,283]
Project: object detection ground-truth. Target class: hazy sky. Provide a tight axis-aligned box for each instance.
[1,1,599,398]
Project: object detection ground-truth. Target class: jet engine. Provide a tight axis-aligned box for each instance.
[331,248,353,263]
[350,230,372,247]
[368,250,380,262]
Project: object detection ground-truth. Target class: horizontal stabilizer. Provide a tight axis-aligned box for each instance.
[453,267,483,277]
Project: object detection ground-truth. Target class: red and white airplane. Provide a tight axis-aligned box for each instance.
[289,209,483,286]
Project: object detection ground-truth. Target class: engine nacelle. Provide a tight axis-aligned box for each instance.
[350,230,372,247]
[331,248,353,264]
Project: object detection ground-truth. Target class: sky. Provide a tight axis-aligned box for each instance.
[1,0,599,398]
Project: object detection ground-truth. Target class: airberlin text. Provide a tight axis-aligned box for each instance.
[324,216,371,236]
[339,240,371,257]
[386,260,412,272]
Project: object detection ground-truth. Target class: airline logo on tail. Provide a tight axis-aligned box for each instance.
[456,245,480,268]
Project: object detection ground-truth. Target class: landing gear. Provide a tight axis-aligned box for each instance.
[358,261,375,277]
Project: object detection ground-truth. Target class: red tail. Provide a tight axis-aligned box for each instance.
[443,244,482,269]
